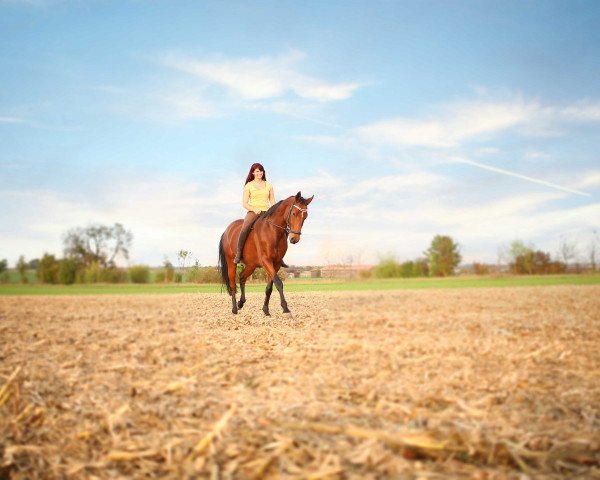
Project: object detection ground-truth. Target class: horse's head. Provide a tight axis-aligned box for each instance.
[288,191,313,244]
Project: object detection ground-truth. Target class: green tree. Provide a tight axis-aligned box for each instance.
[0,258,9,284]
[37,253,60,284]
[16,255,29,284]
[129,265,151,284]
[63,223,133,268]
[425,235,462,277]
[508,240,535,274]
[27,258,40,269]
[373,255,401,278]
[412,258,429,277]
[512,249,565,275]
[156,257,175,283]
[59,258,78,285]
[399,261,415,278]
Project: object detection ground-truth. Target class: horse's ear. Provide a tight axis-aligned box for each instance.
[295,191,301,200]
[305,195,314,205]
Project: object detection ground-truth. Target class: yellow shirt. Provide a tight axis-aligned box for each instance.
[244,181,272,211]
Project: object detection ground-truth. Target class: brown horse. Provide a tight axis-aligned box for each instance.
[218,192,314,315]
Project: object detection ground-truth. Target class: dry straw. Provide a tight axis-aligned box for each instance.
[1,286,599,478]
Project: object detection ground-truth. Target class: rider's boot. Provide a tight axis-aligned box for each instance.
[234,227,250,264]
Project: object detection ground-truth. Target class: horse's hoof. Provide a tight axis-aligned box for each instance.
[237,301,245,309]
[232,308,238,314]
[282,308,291,314]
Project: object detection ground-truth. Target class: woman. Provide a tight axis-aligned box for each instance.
[234,163,275,264]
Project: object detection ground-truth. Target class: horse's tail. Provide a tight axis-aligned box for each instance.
[218,233,233,295]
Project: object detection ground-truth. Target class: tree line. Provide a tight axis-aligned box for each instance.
[1,226,598,284]
[0,223,220,285]
[373,235,462,278]
[371,233,600,278]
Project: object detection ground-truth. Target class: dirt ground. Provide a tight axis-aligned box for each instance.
[1,286,599,479]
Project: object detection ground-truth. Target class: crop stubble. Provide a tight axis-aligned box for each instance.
[1,286,599,478]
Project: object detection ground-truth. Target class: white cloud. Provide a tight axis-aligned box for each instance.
[303,94,600,155]
[524,150,552,160]
[161,50,362,102]
[474,147,500,156]
[0,174,242,267]
[248,100,344,128]
[574,170,600,189]
[354,98,540,148]
[2,166,598,267]
[103,82,219,122]
[559,100,600,121]
[0,116,26,124]
[160,90,217,120]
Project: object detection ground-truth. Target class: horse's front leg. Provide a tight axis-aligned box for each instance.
[238,266,246,310]
[227,263,238,314]
[264,264,289,313]
[263,280,273,316]
[238,265,256,310]
[273,274,290,314]
[231,292,238,314]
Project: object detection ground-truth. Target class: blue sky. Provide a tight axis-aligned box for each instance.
[1,0,599,267]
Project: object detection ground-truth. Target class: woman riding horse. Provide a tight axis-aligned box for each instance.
[234,163,274,264]
[219,186,313,315]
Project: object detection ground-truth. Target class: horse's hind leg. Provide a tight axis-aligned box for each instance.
[263,280,273,316]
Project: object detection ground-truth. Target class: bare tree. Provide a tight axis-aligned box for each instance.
[64,223,133,267]
[497,245,509,269]
[557,235,578,268]
[177,250,191,281]
[587,230,599,271]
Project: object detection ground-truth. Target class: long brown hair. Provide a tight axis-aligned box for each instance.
[244,163,267,185]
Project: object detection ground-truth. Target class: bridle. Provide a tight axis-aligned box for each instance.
[266,202,308,237]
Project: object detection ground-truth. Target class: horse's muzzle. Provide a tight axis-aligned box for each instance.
[290,235,300,244]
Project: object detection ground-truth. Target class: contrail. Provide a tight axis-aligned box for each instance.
[280,110,345,130]
[454,157,591,197]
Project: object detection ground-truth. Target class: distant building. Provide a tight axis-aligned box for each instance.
[320,264,373,279]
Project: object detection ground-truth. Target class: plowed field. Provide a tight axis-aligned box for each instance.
[1,286,599,479]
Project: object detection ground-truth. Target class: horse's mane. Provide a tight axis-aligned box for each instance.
[262,194,309,219]
[263,199,285,219]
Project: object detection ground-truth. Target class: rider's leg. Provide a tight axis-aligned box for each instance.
[234,211,258,264]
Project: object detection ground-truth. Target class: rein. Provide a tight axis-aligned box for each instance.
[265,203,307,237]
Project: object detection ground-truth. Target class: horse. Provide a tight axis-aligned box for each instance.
[218,192,314,315]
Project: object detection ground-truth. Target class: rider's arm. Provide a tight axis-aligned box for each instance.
[269,185,275,206]
[242,186,251,211]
